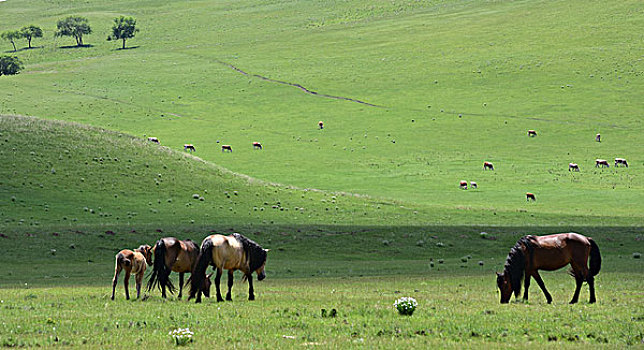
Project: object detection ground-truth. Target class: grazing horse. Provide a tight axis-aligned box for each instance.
[147,137,160,144]
[568,163,580,172]
[496,233,601,304]
[614,158,628,167]
[527,130,537,137]
[252,142,262,150]
[318,121,324,129]
[111,245,152,300]
[147,237,211,299]
[483,161,494,170]
[595,133,601,142]
[189,233,268,303]
[470,181,477,189]
[184,144,195,152]
[526,192,536,201]
[221,145,233,152]
[595,159,609,168]
[459,180,468,190]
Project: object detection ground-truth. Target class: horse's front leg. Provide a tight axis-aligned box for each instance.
[178,272,184,299]
[226,270,234,301]
[215,268,224,302]
[523,274,531,301]
[111,265,121,300]
[123,272,131,300]
[532,272,552,304]
[247,273,255,301]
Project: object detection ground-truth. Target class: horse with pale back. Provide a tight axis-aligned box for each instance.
[111,245,153,300]
[146,237,211,299]
[496,233,601,304]
[189,233,268,303]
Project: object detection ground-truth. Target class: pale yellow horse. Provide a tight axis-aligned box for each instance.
[111,245,152,300]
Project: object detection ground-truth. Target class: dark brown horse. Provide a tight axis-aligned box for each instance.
[147,237,211,299]
[496,233,601,304]
[526,192,536,201]
[111,245,153,300]
[483,161,494,170]
[252,142,262,150]
[221,145,233,152]
[527,130,537,137]
[189,233,268,303]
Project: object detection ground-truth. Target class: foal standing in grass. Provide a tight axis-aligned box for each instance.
[111,245,152,300]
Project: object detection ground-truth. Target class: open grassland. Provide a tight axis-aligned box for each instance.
[0,0,642,224]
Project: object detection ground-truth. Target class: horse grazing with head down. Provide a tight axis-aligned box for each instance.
[252,142,262,150]
[483,162,494,170]
[221,145,233,152]
[569,163,580,172]
[527,130,537,137]
[595,159,609,168]
[459,180,468,190]
[146,237,211,299]
[184,144,195,152]
[189,233,268,303]
[496,233,601,304]
[111,244,153,300]
[614,158,628,167]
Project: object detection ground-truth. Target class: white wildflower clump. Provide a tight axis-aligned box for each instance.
[393,297,418,316]
[169,328,194,346]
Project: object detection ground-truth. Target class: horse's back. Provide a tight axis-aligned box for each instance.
[205,234,244,270]
[532,233,590,270]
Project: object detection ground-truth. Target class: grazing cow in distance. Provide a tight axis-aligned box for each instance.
[147,137,160,144]
[527,130,537,137]
[184,144,195,152]
[526,192,536,201]
[252,142,262,150]
[595,159,609,168]
[595,133,601,142]
[470,181,478,189]
[460,180,468,190]
[569,163,580,172]
[483,162,494,171]
[318,121,324,129]
[221,145,233,152]
[614,158,628,167]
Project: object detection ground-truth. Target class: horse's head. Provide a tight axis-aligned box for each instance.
[255,249,269,281]
[496,272,512,304]
[137,244,153,266]
[202,273,213,298]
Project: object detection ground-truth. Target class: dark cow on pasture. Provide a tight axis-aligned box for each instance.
[184,144,196,152]
[526,192,536,201]
[252,142,263,150]
[221,145,233,152]
[568,163,580,172]
[527,130,537,137]
[483,162,494,171]
[614,158,628,167]
[595,159,609,168]
[459,180,468,190]
[147,137,160,144]
[595,133,601,142]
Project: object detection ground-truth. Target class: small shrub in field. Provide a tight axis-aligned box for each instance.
[393,297,418,316]
[169,328,193,346]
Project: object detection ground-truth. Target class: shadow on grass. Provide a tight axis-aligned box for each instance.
[59,44,94,49]
[115,45,140,51]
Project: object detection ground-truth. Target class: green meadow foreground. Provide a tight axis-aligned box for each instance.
[1,0,643,348]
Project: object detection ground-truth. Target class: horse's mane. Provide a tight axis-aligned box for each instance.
[503,236,535,297]
[233,233,267,272]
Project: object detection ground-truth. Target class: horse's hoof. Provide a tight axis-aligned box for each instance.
[217,298,224,302]
[249,296,255,301]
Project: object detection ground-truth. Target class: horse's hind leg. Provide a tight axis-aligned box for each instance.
[533,272,552,304]
[587,274,596,303]
[226,270,234,301]
[215,268,224,302]
[135,272,144,299]
[178,272,184,299]
[247,273,255,301]
[123,270,131,300]
[570,274,583,304]
[111,265,122,300]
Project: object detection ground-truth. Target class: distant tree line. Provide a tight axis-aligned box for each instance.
[1,15,139,76]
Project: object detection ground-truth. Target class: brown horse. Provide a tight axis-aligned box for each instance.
[568,163,580,172]
[318,121,324,129]
[496,233,601,304]
[189,233,268,303]
[526,192,536,201]
[483,161,494,170]
[595,159,609,168]
[184,144,195,152]
[527,130,537,137]
[252,142,262,150]
[111,245,152,300]
[146,237,211,299]
[459,180,468,190]
[221,145,233,152]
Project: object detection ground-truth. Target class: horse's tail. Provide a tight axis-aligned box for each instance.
[117,253,131,267]
[189,238,213,300]
[146,240,176,293]
[589,238,601,277]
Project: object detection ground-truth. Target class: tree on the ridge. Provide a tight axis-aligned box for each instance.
[108,16,139,49]
[55,16,92,47]
[0,55,24,76]
[1,30,21,52]
[20,25,43,49]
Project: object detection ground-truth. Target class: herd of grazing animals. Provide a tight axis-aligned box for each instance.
[112,233,268,302]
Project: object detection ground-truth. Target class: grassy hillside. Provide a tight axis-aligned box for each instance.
[0,0,641,225]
